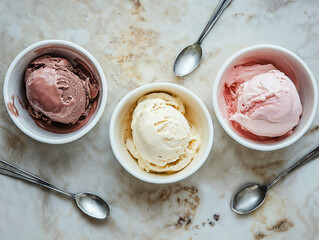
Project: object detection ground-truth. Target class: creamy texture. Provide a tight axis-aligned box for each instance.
[126,93,200,173]
[223,64,302,138]
[25,55,99,130]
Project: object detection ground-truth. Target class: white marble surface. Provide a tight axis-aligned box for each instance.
[0,0,319,239]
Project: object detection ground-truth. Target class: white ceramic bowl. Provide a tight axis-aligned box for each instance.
[3,40,107,144]
[213,44,318,151]
[110,83,214,184]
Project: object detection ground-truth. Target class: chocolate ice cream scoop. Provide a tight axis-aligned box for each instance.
[25,55,99,131]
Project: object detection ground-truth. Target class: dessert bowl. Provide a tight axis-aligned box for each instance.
[110,83,214,184]
[213,44,318,151]
[3,40,107,144]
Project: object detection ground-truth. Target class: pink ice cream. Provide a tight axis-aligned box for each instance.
[223,64,302,138]
[25,55,99,132]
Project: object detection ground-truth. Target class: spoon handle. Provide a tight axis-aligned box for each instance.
[266,145,319,189]
[196,0,233,45]
[0,159,75,199]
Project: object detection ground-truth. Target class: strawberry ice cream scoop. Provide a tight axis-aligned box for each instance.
[227,67,302,137]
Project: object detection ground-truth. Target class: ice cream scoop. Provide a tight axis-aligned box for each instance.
[125,92,200,173]
[224,64,302,138]
[25,55,99,132]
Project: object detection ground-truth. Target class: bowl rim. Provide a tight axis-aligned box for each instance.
[109,82,214,184]
[3,39,107,144]
[212,44,318,151]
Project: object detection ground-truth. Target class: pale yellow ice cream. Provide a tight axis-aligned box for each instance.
[125,92,200,173]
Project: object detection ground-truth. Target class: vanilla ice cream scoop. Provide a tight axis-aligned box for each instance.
[126,93,200,173]
[230,70,302,137]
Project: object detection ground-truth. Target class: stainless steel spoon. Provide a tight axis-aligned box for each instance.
[231,145,319,215]
[173,0,233,77]
[0,159,110,220]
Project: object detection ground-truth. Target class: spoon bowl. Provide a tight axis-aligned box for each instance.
[231,183,267,214]
[173,44,202,77]
[75,192,110,220]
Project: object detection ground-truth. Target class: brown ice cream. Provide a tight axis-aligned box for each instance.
[24,55,99,133]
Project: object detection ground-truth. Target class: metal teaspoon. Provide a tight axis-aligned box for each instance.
[231,145,319,215]
[173,0,233,77]
[0,159,110,220]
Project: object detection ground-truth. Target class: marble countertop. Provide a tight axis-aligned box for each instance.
[1,0,319,239]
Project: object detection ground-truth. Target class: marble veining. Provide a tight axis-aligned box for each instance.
[0,0,319,239]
